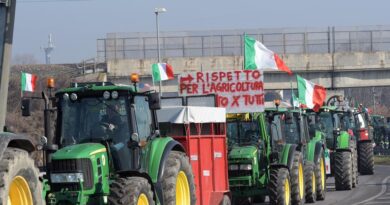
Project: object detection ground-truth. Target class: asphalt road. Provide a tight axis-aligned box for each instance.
[316,165,390,205]
[255,165,390,205]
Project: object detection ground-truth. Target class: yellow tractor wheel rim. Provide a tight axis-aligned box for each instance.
[285,178,290,205]
[176,171,190,205]
[137,193,149,205]
[312,172,316,194]
[320,158,325,190]
[8,176,33,205]
[298,163,304,200]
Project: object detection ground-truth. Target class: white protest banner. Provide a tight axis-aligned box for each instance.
[178,70,264,113]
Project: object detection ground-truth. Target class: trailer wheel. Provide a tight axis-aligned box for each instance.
[358,141,374,175]
[315,150,326,200]
[0,148,42,205]
[334,151,353,190]
[269,167,291,205]
[290,151,304,205]
[108,177,154,205]
[304,162,316,203]
[220,195,231,205]
[162,151,196,205]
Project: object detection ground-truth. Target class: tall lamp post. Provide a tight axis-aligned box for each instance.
[154,7,166,96]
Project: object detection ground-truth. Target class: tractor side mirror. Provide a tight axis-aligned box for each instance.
[21,99,31,117]
[148,93,161,110]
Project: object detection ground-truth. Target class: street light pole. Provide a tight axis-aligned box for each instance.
[155,11,160,62]
[154,7,166,96]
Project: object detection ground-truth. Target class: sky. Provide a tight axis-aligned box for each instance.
[12,0,390,64]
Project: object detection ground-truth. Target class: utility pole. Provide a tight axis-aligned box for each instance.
[0,0,16,130]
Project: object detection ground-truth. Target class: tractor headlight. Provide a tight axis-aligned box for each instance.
[229,164,239,171]
[239,164,252,170]
[50,173,84,183]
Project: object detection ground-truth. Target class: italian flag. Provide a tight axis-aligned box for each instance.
[244,36,292,75]
[297,75,326,111]
[152,63,174,82]
[21,72,38,92]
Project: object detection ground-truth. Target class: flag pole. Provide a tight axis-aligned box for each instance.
[242,32,246,70]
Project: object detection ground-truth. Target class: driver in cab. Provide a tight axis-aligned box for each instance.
[244,122,259,143]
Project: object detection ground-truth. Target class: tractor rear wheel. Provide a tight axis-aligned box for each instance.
[352,147,358,187]
[358,141,374,175]
[269,167,291,205]
[334,151,353,190]
[0,148,42,205]
[315,150,326,200]
[304,162,316,203]
[290,151,305,205]
[108,177,154,205]
[162,151,196,205]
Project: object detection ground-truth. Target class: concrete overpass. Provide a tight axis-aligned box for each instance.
[107,51,390,93]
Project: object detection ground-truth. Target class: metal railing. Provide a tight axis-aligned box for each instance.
[97,26,390,61]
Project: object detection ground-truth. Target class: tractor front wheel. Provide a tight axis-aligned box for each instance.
[304,162,316,203]
[0,148,42,205]
[108,177,154,205]
[290,151,305,205]
[315,150,326,200]
[162,151,196,205]
[269,167,291,205]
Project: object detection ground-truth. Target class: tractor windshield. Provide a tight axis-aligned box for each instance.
[59,96,131,146]
[355,113,367,129]
[281,114,301,144]
[227,120,262,146]
[318,112,334,140]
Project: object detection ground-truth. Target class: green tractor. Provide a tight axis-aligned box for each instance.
[23,80,196,205]
[272,108,327,203]
[227,110,305,205]
[307,106,358,190]
[371,115,389,154]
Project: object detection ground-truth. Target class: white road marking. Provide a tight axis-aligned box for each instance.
[351,176,390,205]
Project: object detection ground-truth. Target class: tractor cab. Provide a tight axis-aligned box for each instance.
[265,108,309,152]
[226,113,265,149]
[54,82,160,172]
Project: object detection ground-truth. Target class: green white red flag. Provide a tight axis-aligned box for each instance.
[21,72,38,92]
[152,63,174,82]
[297,75,326,111]
[244,35,292,75]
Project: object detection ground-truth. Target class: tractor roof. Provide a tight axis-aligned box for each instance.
[56,82,138,94]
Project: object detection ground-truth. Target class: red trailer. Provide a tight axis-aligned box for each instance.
[158,106,230,205]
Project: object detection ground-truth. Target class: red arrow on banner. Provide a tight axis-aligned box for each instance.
[180,74,194,83]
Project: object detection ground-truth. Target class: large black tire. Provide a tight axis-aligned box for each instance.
[334,151,353,190]
[358,141,374,175]
[161,151,196,205]
[220,195,231,205]
[290,152,304,205]
[0,148,42,205]
[304,162,316,203]
[108,177,154,205]
[269,167,291,205]
[315,149,326,200]
[352,147,358,188]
